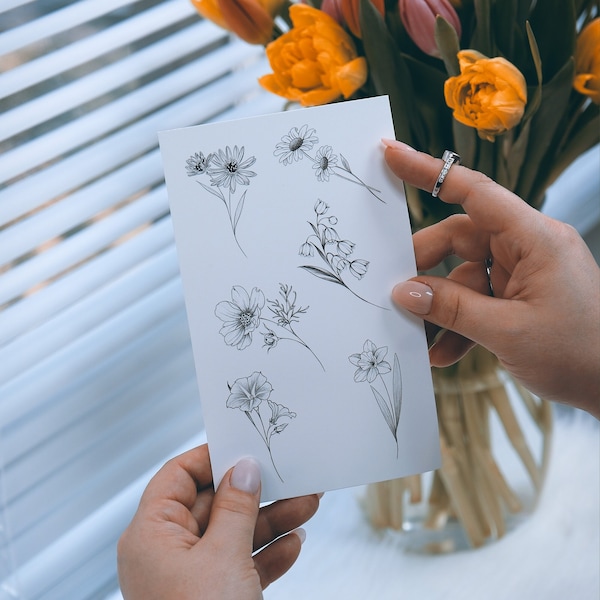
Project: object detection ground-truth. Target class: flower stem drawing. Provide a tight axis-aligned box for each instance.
[349,340,402,458]
[274,125,384,202]
[215,283,325,370]
[298,199,387,310]
[185,145,257,256]
[226,371,296,482]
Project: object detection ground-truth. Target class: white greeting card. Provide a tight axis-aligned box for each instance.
[159,96,440,502]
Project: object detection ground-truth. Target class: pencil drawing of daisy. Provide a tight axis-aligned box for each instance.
[227,371,296,482]
[349,340,402,457]
[274,125,319,164]
[274,125,383,201]
[185,144,256,256]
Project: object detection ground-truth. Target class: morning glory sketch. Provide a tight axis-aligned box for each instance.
[226,371,296,482]
[349,340,403,458]
[215,283,325,370]
[185,145,256,256]
[298,199,387,310]
[274,125,383,202]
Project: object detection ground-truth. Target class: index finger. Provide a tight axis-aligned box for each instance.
[382,139,534,234]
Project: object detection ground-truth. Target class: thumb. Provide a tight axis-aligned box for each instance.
[204,458,261,555]
[392,277,508,356]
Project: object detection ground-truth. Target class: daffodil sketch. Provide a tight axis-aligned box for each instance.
[185,145,256,256]
[349,340,402,458]
[274,125,383,202]
[298,200,387,310]
[227,371,296,482]
[215,284,325,370]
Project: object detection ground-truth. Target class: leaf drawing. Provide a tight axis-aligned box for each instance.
[227,371,296,482]
[274,125,384,202]
[185,145,256,256]
[298,200,388,310]
[349,340,403,457]
[215,284,325,370]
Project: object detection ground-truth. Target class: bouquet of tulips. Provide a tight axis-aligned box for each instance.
[191,0,599,228]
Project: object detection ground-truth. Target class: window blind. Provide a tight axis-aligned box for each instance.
[0,1,283,599]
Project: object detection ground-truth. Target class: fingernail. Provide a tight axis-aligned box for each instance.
[392,281,434,315]
[293,528,306,545]
[382,138,417,152]
[317,492,325,499]
[230,458,261,494]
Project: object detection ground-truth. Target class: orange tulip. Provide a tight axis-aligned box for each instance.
[190,0,283,45]
[444,50,527,141]
[574,18,600,104]
[258,4,368,106]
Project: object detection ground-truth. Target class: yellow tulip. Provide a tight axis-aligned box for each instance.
[190,0,283,45]
[258,4,368,106]
[574,18,600,104]
[444,50,527,141]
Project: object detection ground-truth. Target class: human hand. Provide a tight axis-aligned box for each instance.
[117,444,320,599]
[384,139,600,418]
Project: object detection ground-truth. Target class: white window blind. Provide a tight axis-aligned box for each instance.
[0,1,284,598]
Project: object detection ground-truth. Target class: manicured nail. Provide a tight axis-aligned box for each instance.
[392,281,434,315]
[381,138,417,152]
[293,528,306,545]
[230,458,261,494]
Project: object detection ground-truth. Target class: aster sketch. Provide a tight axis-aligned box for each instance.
[185,145,256,256]
[274,125,383,202]
[349,340,403,458]
[226,371,296,482]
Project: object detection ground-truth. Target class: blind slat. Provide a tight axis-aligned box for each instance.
[0,186,169,306]
[0,218,173,345]
[0,59,270,226]
[0,22,231,181]
[0,0,136,55]
[1,0,195,101]
[0,245,179,385]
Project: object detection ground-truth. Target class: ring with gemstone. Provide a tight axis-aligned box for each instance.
[431,150,461,198]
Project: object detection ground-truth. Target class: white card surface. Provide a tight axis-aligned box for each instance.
[159,96,440,502]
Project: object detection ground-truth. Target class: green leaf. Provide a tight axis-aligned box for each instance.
[528,0,576,83]
[515,59,576,203]
[521,21,542,125]
[359,0,425,147]
[470,0,493,56]
[434,15,460,77]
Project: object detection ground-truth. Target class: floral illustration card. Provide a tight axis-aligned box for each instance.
[159,96,440,502]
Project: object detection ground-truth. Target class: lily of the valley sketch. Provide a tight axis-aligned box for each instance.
[349,340,403,458]
[274,125,383,202]
[298,200,387,310]
[215,283,325,371]
[226,371,296,482]
[185,145,256,256]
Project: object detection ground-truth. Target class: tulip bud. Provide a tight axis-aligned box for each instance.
[218,0,279,45]
[398,0,461,58]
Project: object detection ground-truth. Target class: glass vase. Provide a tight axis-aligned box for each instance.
[362,346,553,553]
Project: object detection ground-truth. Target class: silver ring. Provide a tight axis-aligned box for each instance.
[431,150,460,198]
[485,257,494,297]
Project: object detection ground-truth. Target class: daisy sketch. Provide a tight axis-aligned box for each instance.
[185,145,256,255]
[274,125,383,202]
